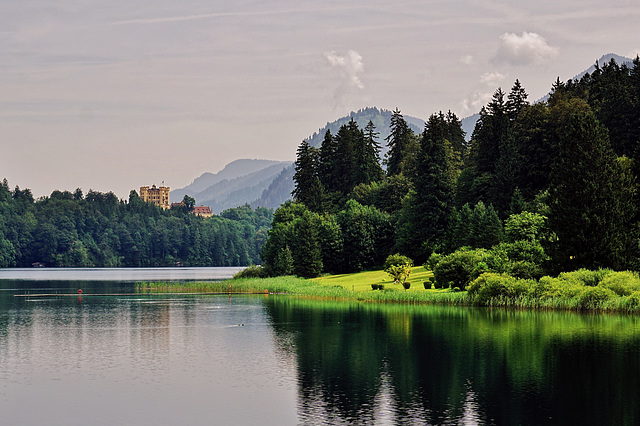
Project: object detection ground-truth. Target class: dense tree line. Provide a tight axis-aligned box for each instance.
[267,56,640,278]
[0,182,272,267]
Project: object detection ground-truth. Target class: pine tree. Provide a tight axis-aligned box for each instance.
[385,108,416,177]
[506,79,529,121]
[360,120,384,184]
[292,140,324,212]
[292,211,323,278]
[398,112,456,262]
[548,107,636,271]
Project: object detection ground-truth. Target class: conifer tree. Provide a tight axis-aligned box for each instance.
[506,79,529,121]
[548,107,636,272]
[292,139,324,212]
[292,210,323,278]
[385,108,416,177]
[397,112,456,262]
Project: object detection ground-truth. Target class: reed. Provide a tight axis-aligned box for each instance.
[139,268,640,313]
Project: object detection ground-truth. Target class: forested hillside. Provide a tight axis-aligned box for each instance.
[0,184,272,267]
[252,107,425,210]
[262,56,640,279]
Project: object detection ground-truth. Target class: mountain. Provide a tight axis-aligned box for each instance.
[170,159,292,213]
[198,163,292,213]
[192,53,638,212]
[251,107,427,209]
[305,107,424,154]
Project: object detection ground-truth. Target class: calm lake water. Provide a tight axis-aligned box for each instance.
[2,269,640,425]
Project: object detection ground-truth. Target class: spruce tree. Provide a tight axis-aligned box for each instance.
[548,107,635,272]
[292,139,324,212]
[292,211,323,278]
[385,108,416,177]
[399,112,456,262]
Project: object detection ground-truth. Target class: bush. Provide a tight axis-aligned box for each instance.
[622,291,640,311]
[432,248,492,290]
[598,271,640,296]
[558,268,612,287]
[233,265,268,279]
[467,273,530,305]
[574,286,616,309]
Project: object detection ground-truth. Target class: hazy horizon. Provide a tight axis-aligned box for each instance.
[2,1,639,199]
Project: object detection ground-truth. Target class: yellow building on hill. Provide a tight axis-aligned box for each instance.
[140,184,170,209]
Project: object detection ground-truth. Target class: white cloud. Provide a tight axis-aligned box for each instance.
[480,72,505,86]
[324,50,365,90]
[494,31,559,66]
[461,90,494,113]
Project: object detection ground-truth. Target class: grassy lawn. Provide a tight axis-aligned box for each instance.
[312,266,435,292]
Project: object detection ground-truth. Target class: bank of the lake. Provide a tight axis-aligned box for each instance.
[141,266,640,313]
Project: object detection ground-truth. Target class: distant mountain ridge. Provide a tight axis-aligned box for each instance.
[250,107,427,210]
[170,159,292,213]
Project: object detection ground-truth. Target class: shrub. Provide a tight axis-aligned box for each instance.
[424,252,442,271]
[622,291,640,311]
[432,248,492,290]
[508,260,545,280]
[558,268,612,287]
[598,271,640,296]
[574,286,616,309]
[233,265,268,279]
[467,273,530,305]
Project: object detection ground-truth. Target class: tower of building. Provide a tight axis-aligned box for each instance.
[139,184,170,209]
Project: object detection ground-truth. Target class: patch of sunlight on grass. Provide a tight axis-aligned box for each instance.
[313,266,435,292]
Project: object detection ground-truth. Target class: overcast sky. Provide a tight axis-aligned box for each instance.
[2,0,639,199]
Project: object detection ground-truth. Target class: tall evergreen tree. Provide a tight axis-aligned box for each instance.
[292,139,324,212]
[385,108,416,177]
[292,210,323,278]
[506,79,529,121]
[548,107,636,272]
[359,120,384,184]
[397,112,456,262]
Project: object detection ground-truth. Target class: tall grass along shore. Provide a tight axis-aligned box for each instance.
[140,266,640,313]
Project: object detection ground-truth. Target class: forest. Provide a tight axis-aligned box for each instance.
[261,56,640,281]
[0,184,272,267]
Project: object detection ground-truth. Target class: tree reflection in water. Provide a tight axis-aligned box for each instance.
[265,297,640,425]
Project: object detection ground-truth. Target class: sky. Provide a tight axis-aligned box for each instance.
[2,0,639,199]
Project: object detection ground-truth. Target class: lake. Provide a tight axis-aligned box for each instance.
[2,269,640,425]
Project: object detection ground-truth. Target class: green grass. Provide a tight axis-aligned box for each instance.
[312,266,434,291]
[139,267,640,313]
[139,266,468,306]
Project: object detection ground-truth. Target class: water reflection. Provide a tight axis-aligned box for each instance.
[265,298,640,425]
[0,292,298,426]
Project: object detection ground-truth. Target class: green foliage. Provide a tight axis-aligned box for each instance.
[233,265,269,279]
[595,271,640,296]
[0,181,270,267]
[504,211,547,242]
[383,254,413,286]
[547,105,637,272]
[467,273,531,305]
[338,200,393,272]
[451,202,504,249]
[432,248,493,290]
[385,108,418,177]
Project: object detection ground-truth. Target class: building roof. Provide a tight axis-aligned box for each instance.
[193,205,212,214]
